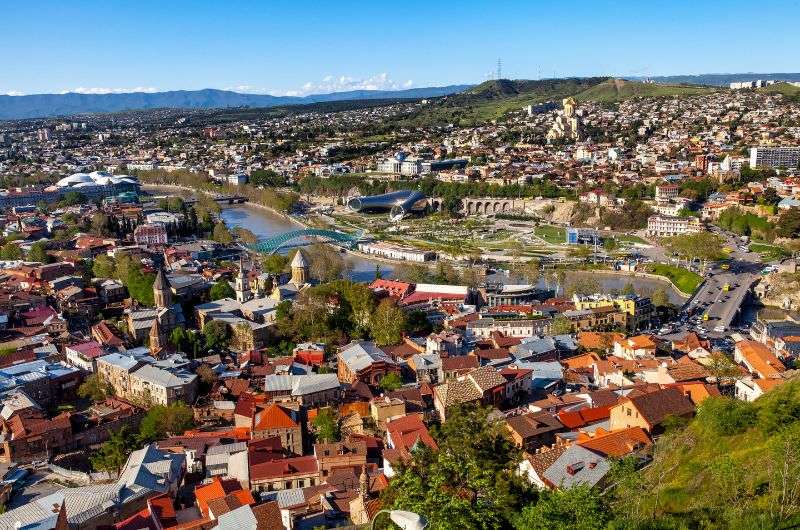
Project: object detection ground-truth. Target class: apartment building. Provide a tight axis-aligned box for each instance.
[646,215,702,237]
[750,146,800,169]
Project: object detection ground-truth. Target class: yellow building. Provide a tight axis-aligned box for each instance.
[572,294,653,331]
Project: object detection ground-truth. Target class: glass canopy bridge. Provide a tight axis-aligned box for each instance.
[246,228,364,255]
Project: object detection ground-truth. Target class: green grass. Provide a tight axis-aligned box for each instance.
[533,225,566,245]
[398,78,607,126]
[749,242,789,262]
[620,382,800,526]
[757,82,800,102]
[574,79,717,103]
[646,263,703,294]
[614,233,649,245]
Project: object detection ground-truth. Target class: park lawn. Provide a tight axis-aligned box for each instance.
[534,225,566,245]
[646,264,703,294]
[749,242,788,262]
[615,233,648,245]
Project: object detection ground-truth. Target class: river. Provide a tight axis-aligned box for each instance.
[219,205,395,282]
[219,204,688,304]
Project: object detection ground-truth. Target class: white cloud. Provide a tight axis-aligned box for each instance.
[62,86,159,95]
[1,91,25,96]
[228,73,415,97]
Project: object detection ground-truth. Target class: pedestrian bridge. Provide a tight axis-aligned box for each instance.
[247,229,363,255]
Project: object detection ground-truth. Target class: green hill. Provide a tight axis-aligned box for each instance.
[611,380,800,529]
[758,82,800,102]
[575,78,718,103]
[396,77,608,127]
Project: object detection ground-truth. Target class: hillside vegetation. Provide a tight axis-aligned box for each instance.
[393,77,719,127]
[575,78,718,103]
[394,77,608,127]
[758,82,800,103]
[611,380,800,529]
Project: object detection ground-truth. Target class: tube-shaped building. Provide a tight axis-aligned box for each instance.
[346,190,428,221]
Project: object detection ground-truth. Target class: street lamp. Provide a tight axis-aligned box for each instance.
[371,509,428,530]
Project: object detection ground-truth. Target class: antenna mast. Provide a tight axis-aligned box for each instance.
[496,58,502,80]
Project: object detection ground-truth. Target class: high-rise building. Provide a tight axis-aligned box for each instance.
[750,147,800,169]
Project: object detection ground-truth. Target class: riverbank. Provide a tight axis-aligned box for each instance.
[567,269,690,305]
[142,183,304,226]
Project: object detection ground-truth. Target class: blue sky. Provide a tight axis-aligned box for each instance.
[3,0,799,96]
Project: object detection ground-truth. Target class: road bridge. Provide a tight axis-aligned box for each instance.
[247,228,363,255]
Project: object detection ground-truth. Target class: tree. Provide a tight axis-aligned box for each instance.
[169,327,187,351]
[203,320,231,351]
[261,254,289,274]
[196,364,218,388]
[92,255,116,279]
[550,314,574,336]
[306,245,345,282]
[621,281,636,296]
[513,486,609,530]
[312,408,341,443]
[232,227,258,244]
[565,275,601,297]
[513,258,540,285]
[212,222,234,244]
[27,241,52,264]
[77,373,111,402]
[651,287,670,308]
[0,243,22,260]
[382,404,531,530]
[370,299,406,346]
[60,191,86,206]
[138,403,195,443]
[91,212,112,236]
[210,280,235,300]
[379,372,403,392]
[405,310,433,336]
[91,426,135,475]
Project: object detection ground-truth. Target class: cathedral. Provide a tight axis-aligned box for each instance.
[546,97,581,143]
[235,249,312,303]
[126,265,184,354]
[149,267,180,355]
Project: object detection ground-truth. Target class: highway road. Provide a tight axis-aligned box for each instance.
[680,229,764,338]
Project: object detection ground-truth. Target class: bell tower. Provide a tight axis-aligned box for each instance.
[235,255,252,302]
[153,267,172,308]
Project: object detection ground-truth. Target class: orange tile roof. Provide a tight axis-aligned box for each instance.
[557,406,611,429]
[195,477,245,517]
[578,332,623,350]
[666,382,721,404]
[736,340,786,378]
[577,427,652,457]
[617,335,657,350]
[560,352,601,370]
[254,403,298,430]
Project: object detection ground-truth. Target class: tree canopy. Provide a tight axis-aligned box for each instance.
[382,404,533,530]
[210,280,236,300]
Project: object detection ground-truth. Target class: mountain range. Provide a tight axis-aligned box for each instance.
[4,72,800,121]
[0,85,472,121]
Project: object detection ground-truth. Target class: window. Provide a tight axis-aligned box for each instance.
[627,408,632,416]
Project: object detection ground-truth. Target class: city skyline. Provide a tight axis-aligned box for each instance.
[3,0,800,96]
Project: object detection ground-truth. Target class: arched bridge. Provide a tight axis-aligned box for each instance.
[247,229,363,255]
